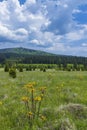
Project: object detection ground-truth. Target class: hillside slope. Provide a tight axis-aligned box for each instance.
[0,47,54,56]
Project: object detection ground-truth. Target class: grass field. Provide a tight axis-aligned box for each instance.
[0,68,87,130]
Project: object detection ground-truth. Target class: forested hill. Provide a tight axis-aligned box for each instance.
[0,47,53,55]
[0,47,87,66]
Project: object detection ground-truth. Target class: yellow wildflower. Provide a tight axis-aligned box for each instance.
[27,111,33,118]
[40,87,46,94]
[34,96,41,101]
[27,83,33,88]
[26,82,36,88]
[21,96,29,102]
[40,87,46,90]
[30,88,35,92]
[40,115,46,121]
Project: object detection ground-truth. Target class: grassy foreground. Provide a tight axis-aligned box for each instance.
[0,68,87,130]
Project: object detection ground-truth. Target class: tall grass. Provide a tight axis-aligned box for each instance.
[0,68,87,129]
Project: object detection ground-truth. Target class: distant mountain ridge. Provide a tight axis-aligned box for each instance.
[0,47,54,56]
[0,47,87,66]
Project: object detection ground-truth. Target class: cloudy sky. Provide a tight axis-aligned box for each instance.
[0,0,87,56]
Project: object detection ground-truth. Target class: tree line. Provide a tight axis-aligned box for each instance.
[0,53,87,70]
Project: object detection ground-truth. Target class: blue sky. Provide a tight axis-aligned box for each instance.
[0,0,87,56]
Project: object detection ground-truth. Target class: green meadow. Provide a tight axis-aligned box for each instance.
[0,68,87,130]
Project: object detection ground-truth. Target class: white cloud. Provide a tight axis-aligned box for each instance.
[0,0,87,56]
[30,39,39,45]
[82,43,87,47]
[15,28,28,36]
[72,9,82,14]
[65,31,83,41]
[24,0,36,6]
[0,1,10,23]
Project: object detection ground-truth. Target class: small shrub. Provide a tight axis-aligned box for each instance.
[19,67,23,72]
[26,65,32,71]
[28,65,32,71]
[32,65,36,71]
[43,68,46,72]
[4,64,9,72]
[26,67,29,71]
[9,68,16,78]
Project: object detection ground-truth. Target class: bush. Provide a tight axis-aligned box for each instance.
[43,68,46,72]
[19,67,23,72]
[9,68,16,78]
[28,65,32,71]
[4,64,9,72]
[26,67,29,71]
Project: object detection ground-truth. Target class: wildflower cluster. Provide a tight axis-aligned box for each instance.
[21,82,47,128]
[22,96,29,102]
